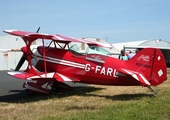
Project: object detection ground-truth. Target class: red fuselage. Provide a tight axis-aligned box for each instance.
[31,46,140,86]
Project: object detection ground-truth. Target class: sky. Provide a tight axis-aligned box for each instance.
[0,0,170,43]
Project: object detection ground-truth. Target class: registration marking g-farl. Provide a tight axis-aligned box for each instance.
[85,64,118,77]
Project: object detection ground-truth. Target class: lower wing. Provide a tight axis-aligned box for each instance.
[8,71,79,89]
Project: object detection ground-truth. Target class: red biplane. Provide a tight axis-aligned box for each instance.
[3,29,167,96]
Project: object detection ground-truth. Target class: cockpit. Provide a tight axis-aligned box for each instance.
[31,39,110,64]
[69,44,110,63]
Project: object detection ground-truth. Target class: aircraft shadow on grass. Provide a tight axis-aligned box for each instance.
[0,86,152,103]
[89,93,152,101]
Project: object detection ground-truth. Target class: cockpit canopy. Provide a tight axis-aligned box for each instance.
[69,44,110,63]
[86,46,110,56]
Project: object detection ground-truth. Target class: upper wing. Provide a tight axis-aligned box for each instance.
[119,68,151,86]
[53,34,112,47]
[3,30,112,48]
[3,30,31,36]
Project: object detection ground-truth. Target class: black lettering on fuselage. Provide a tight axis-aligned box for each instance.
[136,63,151,68]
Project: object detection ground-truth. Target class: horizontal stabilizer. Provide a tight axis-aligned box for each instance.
[120,68,151,86]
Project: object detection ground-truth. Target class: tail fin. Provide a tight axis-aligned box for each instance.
[126,48,167,86]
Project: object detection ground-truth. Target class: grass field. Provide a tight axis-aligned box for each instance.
[0,74,170,120]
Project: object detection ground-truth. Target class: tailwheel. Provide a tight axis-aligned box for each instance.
[147,86,157,97]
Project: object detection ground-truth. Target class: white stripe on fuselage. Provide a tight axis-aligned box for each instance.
[31,52,85,70]
[32,54,85,69]
[30,46,85,69]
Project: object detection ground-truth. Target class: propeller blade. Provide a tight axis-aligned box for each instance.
[15,54,26,71]
[36,27,40,33]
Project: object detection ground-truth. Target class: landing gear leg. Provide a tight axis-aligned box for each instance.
[147,86,157,97]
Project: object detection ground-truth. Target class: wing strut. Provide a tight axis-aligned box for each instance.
[42,39,47,77]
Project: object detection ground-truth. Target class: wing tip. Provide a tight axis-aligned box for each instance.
[7,71,22,76]
[3,29,17,33]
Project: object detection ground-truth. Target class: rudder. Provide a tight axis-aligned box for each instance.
[150,48,167,85]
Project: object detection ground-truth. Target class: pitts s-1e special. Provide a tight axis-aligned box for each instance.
[3,29,167,96]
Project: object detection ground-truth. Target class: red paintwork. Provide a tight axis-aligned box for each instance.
[3,29,167,95]
[35,46,166,86]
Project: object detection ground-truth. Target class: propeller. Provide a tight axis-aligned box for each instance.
[14,54,26,71]
[36,27,40,33]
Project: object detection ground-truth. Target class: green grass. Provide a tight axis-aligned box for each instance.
[0,76,170,120]
[41,92,170,120]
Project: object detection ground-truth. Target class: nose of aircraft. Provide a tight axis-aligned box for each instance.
[21,46,27,53]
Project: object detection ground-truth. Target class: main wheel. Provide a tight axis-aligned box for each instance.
[51,85,61,92]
